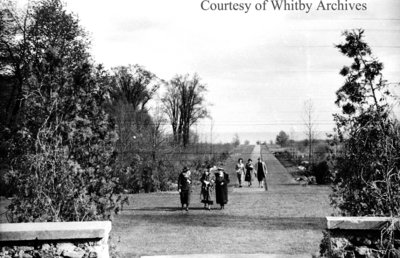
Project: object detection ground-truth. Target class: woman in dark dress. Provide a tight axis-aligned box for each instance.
[245,159,254,187]
[177,167,192,211]
[214,167,229,209]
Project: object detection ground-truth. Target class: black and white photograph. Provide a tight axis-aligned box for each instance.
[0,0,399,257]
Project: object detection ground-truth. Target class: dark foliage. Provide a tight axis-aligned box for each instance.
[311,161,331,184]
[1,0,127,222]
[330,29,400,217]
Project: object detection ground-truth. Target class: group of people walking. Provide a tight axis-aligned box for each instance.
[177,157,268,211]
[178,165,229,211]
[236,157,268,188]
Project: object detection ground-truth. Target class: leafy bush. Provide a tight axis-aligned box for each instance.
[331,120,400,216]
[311,161,331,185]
[330,29,400,216]
[2,0,127,222]
[7,67,128,222]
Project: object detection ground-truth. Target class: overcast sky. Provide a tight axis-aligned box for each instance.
[61,0,400,143]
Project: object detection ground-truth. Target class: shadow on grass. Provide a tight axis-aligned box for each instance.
[128,206,211,212]
[115,213,326,231]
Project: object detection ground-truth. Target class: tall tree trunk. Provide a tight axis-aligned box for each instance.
[172,122,177,143]
[183,123,190,147]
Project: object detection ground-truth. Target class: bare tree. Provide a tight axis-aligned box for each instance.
[162,81,181,143]
[107,64,160,167]
[162,73,208,147]
[109,64,159,112]
[303,99,318,164]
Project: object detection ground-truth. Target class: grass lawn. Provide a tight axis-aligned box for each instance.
[0,145,333,257]
[110,145,333,257]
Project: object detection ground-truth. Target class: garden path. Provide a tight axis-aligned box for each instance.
[112,145,333,258]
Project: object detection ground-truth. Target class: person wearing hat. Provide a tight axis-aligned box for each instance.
[255,157,268,189]
[214,166,229,209]
[178,166,192,211]
[245,159,254,187]
[200,165,214,210]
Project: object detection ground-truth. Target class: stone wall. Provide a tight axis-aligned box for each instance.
[321,217,400,257]
[0,221,111,258]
